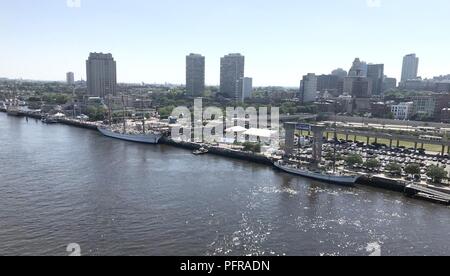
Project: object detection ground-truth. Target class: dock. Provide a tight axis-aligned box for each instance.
[405,184,450,205]
[160,137,273,166]
[58,118,99,130]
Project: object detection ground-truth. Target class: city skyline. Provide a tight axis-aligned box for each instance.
[1,0,450,86]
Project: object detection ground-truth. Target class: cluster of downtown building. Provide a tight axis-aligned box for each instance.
[67,52,450,123]
[186,53,253,102]
[299,53,450,123]
[79,52,253,103]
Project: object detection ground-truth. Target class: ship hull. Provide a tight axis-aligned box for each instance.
[6,110,21,116]
[274,162,359,186]
[98,127,162,144]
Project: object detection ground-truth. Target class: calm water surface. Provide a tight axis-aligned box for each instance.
[1,112,450,256]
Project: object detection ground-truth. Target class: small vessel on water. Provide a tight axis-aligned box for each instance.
[6,84,22,116]
[6,106,21,117]
[193,147,209,155]
[274,160,359,186]
[6,98,22,116]
[41,116,59,124]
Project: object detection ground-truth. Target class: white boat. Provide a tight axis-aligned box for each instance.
[6,94,22,116]
[42,116,59,124]
[6,106,21,116]
[193,147,209,155]
[98,126,162,144]
[274,160,359,186]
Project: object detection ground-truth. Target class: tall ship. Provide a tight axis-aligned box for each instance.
[6,83,22,116]
[6,98,21,116]
[97,96,164,144]
[98,124,163,144]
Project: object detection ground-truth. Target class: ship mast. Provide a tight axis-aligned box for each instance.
[333,100,338,174]
[106,95,112,127]
[121,95,126,134]
[141,96,146,134]
[72,86,76,119]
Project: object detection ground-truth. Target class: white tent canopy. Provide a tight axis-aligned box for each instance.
[243,128,277,138]
[225,126,247,133]
[53,113,66,118]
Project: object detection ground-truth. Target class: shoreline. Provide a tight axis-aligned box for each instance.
[2,109,449,206]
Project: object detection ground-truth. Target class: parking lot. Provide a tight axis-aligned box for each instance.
[294,137,450,186]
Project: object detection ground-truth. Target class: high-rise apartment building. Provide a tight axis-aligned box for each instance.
[242,77,253,101]
[66,72,75,85]
[220,53,245,101]
[299,73,318,103]
[401,54,419,82]
[186,53,205,97]
[86,53,117,98]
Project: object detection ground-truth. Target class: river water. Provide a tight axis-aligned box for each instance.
[1,112,450,256]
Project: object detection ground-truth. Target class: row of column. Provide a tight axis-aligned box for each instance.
[323,132,449,156]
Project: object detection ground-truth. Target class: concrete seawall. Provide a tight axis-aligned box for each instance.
[58,118,99,130]
[357,175,406,193]
[160,137,273,166]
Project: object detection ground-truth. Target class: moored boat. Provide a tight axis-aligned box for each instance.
[274,160,359,186]
[98,126,162,144]
[42,116,59,124]
[193,147,209,155]
[6,107,21,116]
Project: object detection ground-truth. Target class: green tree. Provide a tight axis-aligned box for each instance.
[242,142,261,153]
[364,158,380,171]
[346,154,363,167]
[386,162,402,176]
[86,106,107,121]
[426,165,448,184]
[158,105,176,118]
[405,163,421,176]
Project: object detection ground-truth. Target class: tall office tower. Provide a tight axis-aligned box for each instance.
[383,77,397,92]
[299,73,318,103]
[351,77,372,113]
[351,77,372,98]
[367,64,384,95]
[220,53,245,101]
[401,54,419,82]
[242,77,253,101]
[331,68,348,78]
[86,53,117,98]
[66,72,75,85]
[348,58,367,77]
[317,74,340,92]
[186,53,205,97]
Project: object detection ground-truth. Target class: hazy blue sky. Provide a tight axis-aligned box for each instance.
[0,0,449,86]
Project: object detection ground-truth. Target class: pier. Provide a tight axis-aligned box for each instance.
[405,184,450,205]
